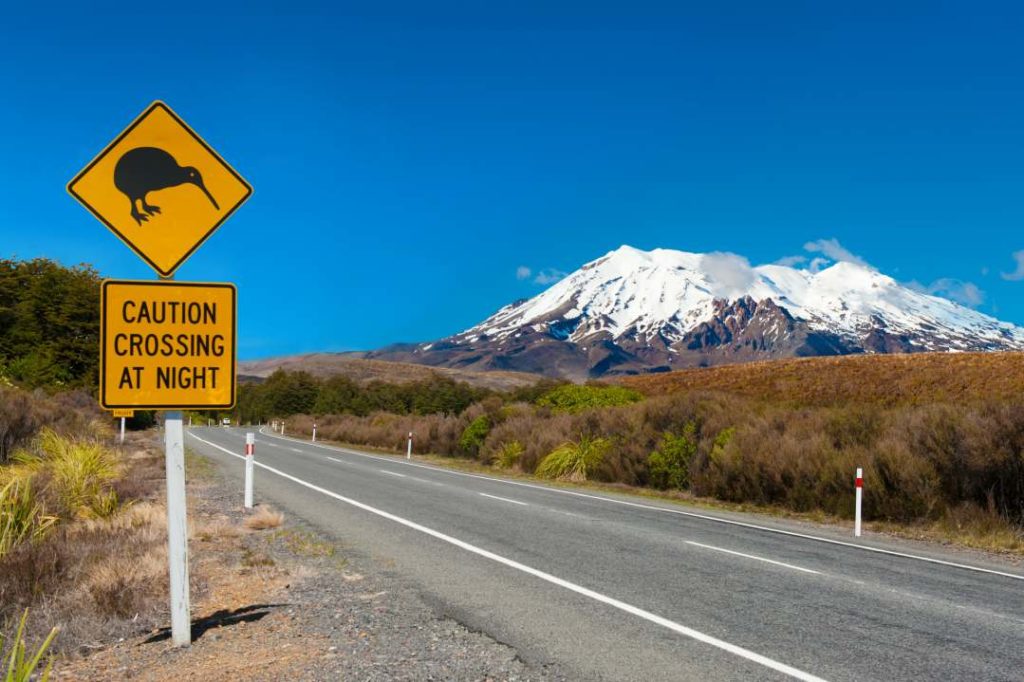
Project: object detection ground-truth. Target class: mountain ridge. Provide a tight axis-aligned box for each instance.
[366,245,1024,380]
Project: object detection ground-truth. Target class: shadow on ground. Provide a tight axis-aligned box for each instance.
[144,603,290,644]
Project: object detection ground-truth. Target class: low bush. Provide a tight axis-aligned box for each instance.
[536,384,643,413]
[647,423,697,490]
[458,415,490,456]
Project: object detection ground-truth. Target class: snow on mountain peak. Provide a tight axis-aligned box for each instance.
[464,245,1024,351]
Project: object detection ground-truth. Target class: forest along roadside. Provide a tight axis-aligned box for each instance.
[57,432,564,681]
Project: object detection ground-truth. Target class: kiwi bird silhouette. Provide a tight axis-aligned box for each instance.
[113,147,220,225]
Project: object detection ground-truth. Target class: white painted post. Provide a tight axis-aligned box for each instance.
[119,417,126,445]
[312,422,317,442]
[854,467,863,538]
[244,433,255,509]
[407,431,413,460]
[164,411,191,646]
[281,423,285,437]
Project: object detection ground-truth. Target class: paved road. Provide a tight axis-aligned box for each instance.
[187,427,1024,681]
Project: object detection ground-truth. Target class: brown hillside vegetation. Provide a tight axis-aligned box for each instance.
[237,353,538,391]
[616,352,1024,406]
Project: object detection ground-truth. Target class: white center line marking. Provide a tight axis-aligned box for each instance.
[686,541,821,575]
[327,456,343,464]
[479,492,528,506]
[381,470,407,478]
[189,432,826,682]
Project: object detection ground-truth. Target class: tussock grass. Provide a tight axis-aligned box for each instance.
[245,506,284,530]
[0,406,168,655]
[536,437,610,482]
[494,441,524,470]
[1,609,58,682]
[0,478,57,559]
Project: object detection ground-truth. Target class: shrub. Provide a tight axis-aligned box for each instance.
[536,384,643,413]
[494,441,524,470]
[536,436,611,481]
[647,423,697,490]
[458,415,490,456]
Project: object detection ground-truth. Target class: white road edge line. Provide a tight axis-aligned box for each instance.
[686,541,822,576]
[255,429,1024,582]
[190,432,826,682]
[479,492,528,506]
[381,470,407,478]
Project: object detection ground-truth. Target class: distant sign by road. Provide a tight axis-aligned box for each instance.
[67,101,252,277]
[100,280,236,409]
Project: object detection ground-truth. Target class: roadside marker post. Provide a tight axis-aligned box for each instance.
[244,433,255,509]
[312,422,317,442]
[111,408,133,445]
[69,101,251,649]
[854,467,863,537]
[407,431,413,460]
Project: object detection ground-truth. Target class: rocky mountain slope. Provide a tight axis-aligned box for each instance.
[367,245,1024,379]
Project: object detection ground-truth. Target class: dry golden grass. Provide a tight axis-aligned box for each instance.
[244,506,284,531]
[615,352,1024,406]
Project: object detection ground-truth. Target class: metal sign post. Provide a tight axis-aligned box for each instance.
[164,409,190,646]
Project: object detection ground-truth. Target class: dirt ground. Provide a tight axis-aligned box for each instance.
[54,443,561,681]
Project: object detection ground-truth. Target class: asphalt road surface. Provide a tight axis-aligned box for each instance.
[187,427,1024,681]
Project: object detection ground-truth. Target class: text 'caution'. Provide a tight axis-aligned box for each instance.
[101,280,236,409]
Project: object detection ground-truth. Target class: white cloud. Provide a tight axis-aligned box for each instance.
[909,278,985,308]
[515,265,532,280]
[534,268,567,285]
[773,255,807,267]
[803,238,872,268]
[700,252,756,298]
[807,257,830,273]
[1000,250,1024,281]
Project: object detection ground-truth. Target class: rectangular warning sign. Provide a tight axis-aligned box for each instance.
[100,280,236,409]
[111,409,135,418]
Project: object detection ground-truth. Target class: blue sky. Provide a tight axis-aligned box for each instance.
[3,2,1024,359]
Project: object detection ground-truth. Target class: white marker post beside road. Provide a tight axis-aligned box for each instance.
[312,422,317,442]
[244,433,255,509]
[407,431,413,460]
[854,467,864,537]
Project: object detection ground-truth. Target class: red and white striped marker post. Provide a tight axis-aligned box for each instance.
[244,433,255,509]
[407,431,413,460]
[854,467,863,537]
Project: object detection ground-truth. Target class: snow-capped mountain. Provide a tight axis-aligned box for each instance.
[365,245,1024,379]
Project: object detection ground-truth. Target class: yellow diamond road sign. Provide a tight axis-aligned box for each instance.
[68,101,252,277]
[100,280,236,409]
